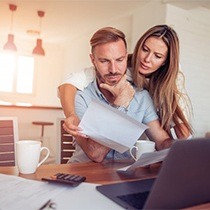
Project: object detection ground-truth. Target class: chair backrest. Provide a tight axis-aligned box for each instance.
[57,118,75,164]
[0,117,18,166]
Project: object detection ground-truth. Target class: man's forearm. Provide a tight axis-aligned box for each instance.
[59,84,77,117]
[76,136,110,162]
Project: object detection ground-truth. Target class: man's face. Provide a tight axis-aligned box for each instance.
[90,39,127,86]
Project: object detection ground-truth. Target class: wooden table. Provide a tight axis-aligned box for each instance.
[0,161,209,209]
[0,160,161,184]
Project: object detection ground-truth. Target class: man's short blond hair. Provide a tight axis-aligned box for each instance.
[90,27,127,53]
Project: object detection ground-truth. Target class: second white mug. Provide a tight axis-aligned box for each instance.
[130,140,155,161]
[16,140,50,174]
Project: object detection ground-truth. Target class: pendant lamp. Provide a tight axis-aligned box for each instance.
[3,4,17,52]
[32,11,45,56]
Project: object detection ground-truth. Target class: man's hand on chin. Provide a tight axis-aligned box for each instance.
[100,74,135,108]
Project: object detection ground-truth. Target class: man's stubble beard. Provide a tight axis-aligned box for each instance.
[95,67,124,87]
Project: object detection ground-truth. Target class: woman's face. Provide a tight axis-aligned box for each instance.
[137,36,168,76]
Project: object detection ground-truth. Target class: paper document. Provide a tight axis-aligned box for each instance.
[0,173,64,210]
[117,148,170,172]
[79,100,148,153]
[0,173,122,210]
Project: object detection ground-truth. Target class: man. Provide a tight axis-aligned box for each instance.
[59,58,133,137]
[68,27,172,163]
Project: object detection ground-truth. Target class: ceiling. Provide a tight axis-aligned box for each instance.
[0,0,209,45]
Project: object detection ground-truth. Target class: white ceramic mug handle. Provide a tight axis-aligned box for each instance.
[37,147,50,167]
[130,146,138,161]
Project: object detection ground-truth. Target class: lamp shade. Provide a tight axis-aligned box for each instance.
[32,38,45,56]
[3,34,17,51]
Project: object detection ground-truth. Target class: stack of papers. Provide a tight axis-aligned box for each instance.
[79,100,148,153]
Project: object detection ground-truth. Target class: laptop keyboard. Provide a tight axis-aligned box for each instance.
[117,191,150,209]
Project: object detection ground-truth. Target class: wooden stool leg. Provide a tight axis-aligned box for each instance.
[41,125,44,137]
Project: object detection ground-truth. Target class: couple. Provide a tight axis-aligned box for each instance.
[59,25,193,163]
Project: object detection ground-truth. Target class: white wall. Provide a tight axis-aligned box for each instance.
[131,0,167,50]
[165,5,210,137]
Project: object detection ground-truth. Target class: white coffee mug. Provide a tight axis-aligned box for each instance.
[16,140,50,174]
[130,140,155,161]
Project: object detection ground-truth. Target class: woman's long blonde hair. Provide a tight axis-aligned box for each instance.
[132,25,193,137]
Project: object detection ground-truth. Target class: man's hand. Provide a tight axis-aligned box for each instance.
[63,114,86,137]
[100,74,135,108]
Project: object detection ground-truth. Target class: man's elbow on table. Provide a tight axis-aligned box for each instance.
[77,137,110,163]
[88,153,105,163]
[86,143,110,163]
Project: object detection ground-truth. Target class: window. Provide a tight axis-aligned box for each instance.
[0,53,34,94]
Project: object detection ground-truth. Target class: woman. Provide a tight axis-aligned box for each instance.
[131,25,193,138]
[59,24,193,139]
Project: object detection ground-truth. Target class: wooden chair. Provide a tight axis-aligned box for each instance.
[0,117,18,166]
[57,119,75,163]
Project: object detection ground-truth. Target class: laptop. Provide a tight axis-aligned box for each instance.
[96,138,210,209]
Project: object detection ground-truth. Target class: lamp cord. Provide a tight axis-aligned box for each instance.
[10,11,14,33]
[39,16,42,38]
